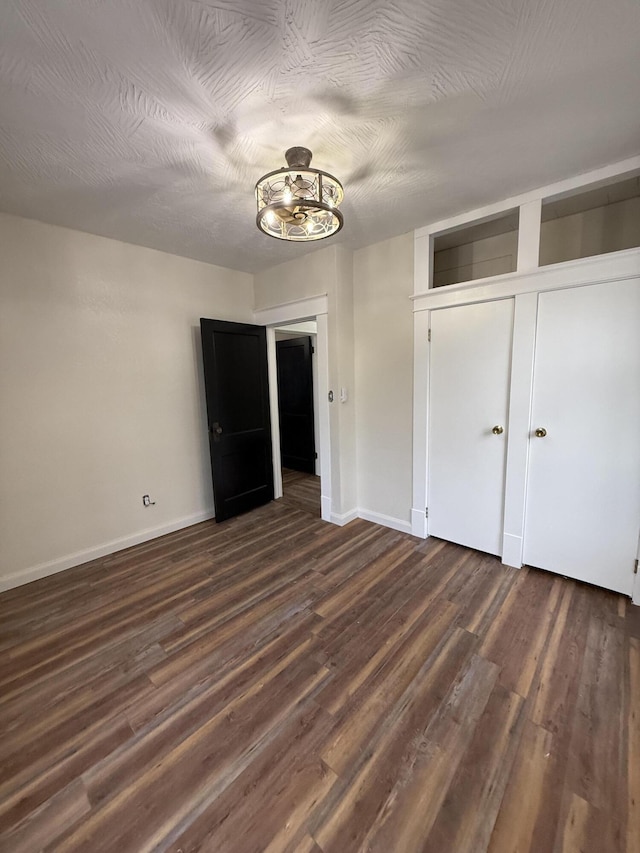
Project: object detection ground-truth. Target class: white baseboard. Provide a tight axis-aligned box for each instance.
[330,508,359,527]
[411,508,428,539]
[0,508,215,593]
[501,533,524,569]
[358,509,412,535]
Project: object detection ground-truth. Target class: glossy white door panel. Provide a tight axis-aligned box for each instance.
[524,280,640,595]
[428,299,514,556]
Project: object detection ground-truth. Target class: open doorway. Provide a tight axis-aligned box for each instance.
[256,295,331,524]
[274,321,321,517]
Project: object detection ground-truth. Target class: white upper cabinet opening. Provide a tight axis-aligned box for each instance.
[418,157,640,294]
[539,174,640,266]
[432,209,519,288]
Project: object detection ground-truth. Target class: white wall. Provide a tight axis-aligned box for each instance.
[254,247,332,310]
[354,233,414,530]
[0,213,253,590]
[1,217,421,591]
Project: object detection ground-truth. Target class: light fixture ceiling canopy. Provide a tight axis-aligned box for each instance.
[255,146,344,242]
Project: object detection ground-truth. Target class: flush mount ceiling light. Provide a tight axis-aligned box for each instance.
[255,146,344,242]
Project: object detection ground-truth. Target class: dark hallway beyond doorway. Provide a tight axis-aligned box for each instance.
[276,336,316,474]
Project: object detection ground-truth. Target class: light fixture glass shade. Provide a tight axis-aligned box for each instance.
[255,147,344,241]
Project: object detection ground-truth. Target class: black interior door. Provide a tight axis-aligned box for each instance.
[200,318,274,522]
[276,336,316,474]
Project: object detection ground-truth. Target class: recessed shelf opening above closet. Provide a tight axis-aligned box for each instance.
[539,174,640,266]
[432,208,519,288]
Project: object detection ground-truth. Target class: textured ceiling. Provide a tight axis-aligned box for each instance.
[0,0,639,274]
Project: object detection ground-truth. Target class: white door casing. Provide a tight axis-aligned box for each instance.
[523,279,640,595]
[427,298,514,556]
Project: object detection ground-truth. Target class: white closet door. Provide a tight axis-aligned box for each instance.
[428,299,514,556]
[524,280,640,595]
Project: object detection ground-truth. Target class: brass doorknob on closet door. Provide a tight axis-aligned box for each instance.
[492,425,504,435]
[534,427,547,438]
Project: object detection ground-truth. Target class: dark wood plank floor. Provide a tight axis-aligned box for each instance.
[0,499,637,852]
[280,468,321,517]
